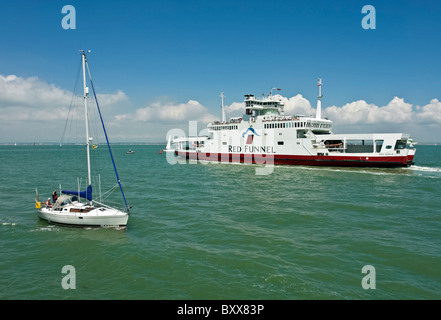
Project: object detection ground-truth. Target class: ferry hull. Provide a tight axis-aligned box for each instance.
[176,151,415,168]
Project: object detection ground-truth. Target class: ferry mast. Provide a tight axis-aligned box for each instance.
[220,92,226,123]
[316,77,322,120]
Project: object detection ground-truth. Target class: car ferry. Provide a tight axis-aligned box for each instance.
[172,79,416,167]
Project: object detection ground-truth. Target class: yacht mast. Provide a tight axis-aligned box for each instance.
[81,50,92,204]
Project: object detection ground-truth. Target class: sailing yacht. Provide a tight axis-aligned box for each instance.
[163,136,174,152]
[35,51,130,228]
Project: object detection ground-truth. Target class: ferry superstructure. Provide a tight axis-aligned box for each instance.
[173,79,416,167]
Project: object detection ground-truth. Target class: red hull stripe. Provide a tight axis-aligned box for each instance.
[176,151,415,168]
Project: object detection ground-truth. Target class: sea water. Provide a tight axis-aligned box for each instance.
[0,144,440,300]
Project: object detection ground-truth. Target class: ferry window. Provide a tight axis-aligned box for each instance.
[375,140,384,152]
[278,141,284,145]
[386,145,392,149]
[297,130,307,138]
[395,140,407,150]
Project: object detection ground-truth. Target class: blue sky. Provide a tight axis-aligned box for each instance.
[1,0,440,143]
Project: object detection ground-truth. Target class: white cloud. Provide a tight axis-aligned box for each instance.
[415,98,441,124]
[0,74,128,122]
[97,90,128,107]
[276,94,315,116]
[116,99,218,124]
[0,74,71,107]
[325,96,414,124]
[326,100,376,124]
[224,102,245,116]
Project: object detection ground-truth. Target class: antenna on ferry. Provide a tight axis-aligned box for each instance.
[270,87,281,97]
[316,78,323,120]
[220,92,226,123]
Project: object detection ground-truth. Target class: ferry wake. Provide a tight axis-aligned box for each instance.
[172,79,416,168]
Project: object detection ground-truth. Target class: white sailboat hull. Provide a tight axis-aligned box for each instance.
[38,205,129,228]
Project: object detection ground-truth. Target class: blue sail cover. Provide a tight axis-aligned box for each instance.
[62,185,92,201]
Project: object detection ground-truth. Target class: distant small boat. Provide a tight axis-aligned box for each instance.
[126,149,135,154]
[163,136,174,152]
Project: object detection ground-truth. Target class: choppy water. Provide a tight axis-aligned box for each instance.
[1,144,440,300]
